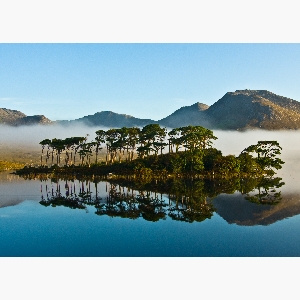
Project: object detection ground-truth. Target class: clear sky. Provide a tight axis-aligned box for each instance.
[1,43,300,121]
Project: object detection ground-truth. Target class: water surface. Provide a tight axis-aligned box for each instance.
[1,171,300,257]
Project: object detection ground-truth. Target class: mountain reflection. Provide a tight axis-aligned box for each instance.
[34,174,285,224]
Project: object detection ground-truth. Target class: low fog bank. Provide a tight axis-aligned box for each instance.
[1,125,300,194]
[0,124,108,163]
[0,123,107,147]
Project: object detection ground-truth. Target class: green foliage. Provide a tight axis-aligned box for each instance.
[202,148,223,171]
[238,152,262,175]
[212,155,240,177]
[138,124,167,156]
[28,126,286,181]
[241,141,285,174]
[169,126,217,153]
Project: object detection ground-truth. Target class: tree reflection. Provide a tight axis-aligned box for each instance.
[37,174,285,222]
[40,178,100,210]
[168,197,214,223]
[95,183,141,220]
[242,177,284,205]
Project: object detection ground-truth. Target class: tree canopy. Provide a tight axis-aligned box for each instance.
[33,125,285,180]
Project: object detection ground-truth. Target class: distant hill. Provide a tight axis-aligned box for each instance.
[3,89,300,130]
[0,108,26,125]
[159,102,210,128]
[57,111,157,128]
[16,115,53,126]
[0,108,52,126]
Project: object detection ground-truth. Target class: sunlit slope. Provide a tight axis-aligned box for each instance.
[158,90,300,129]
[0,108,26,125]
[206,90,300,130]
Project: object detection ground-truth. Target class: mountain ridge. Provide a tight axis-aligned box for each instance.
[57,111,158,128]
[2,89,300,130]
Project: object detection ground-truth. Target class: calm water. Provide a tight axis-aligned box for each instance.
[1,171,300,257]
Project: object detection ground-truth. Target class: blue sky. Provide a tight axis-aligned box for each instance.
[1,43,300,121]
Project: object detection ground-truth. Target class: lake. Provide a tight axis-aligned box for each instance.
[1,168,300,257]
[2,128,300,257]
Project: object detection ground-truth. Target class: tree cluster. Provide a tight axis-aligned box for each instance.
[39,125,217,167]
[37,125,284,179]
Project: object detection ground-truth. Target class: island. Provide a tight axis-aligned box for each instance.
[16,124,284,180]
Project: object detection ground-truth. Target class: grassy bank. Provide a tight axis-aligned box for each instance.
[0,160,25,172]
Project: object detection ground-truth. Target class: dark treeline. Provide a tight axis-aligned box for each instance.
[17,124,285,179]
[38,124,217,166]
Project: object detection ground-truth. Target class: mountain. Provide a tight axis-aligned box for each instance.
[0,108,52,126]
[15,115,53,126]
[57,111,157,128]
[159,102,210,128]
[0,108,26,125]
[158,90,300,130]
[205,90,300,130]
[3,89,300,130]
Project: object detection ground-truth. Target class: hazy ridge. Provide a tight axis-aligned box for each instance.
[2,89,300,130]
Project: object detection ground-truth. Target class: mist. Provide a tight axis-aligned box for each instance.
[0,124,106,165]
[1,124,300,194]
[0,123,105,147]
